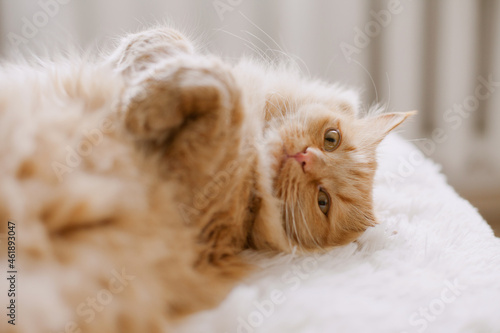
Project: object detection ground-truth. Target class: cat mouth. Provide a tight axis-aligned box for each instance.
[272,143,307,188]
[277,147,306,175]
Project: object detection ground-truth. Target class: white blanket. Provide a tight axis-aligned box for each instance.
[174,134,500,333]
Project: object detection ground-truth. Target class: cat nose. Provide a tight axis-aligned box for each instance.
[292,148,314,172]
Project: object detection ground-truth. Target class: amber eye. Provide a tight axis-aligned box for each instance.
[318,188,330,215]
[324,129,341,151]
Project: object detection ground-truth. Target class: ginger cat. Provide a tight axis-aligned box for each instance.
[0,27,413,332]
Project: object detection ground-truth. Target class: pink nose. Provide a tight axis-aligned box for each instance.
[291,148,313,172]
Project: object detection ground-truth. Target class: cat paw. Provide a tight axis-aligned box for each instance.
[123,56,239,143]
[109,27,195,78]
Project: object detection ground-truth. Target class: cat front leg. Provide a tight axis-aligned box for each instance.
[111,27,243,167]
[122,55,243,171]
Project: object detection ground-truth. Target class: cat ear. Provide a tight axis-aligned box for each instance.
[369,110,417,143]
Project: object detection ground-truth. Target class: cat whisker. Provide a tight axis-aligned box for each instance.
[216,29,272,64]
[238,11,311,78]
[241,30,279,66]
[283,200,293,250]
[289,181,305,251]
[238,12,285,53]
[242,30,306,77]
[286,205,294,248]
[271,49,311,79]
[283,174,301,250]
[290,201,303,250]
[297,200,323,251]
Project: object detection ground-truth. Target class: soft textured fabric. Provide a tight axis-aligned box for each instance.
[174,133,500,333]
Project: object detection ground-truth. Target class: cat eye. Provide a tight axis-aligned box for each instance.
[324,129,341,152]
[318,188,330,215]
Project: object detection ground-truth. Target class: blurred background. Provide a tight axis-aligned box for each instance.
[1,0,499,234]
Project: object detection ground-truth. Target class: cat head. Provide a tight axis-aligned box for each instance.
[261,78,415,251]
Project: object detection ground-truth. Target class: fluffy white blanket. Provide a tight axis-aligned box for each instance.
[174,134,500,333]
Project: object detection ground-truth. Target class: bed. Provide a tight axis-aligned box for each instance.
[173,134,500,333]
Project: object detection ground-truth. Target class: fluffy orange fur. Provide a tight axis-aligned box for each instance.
[0,27,414,332]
